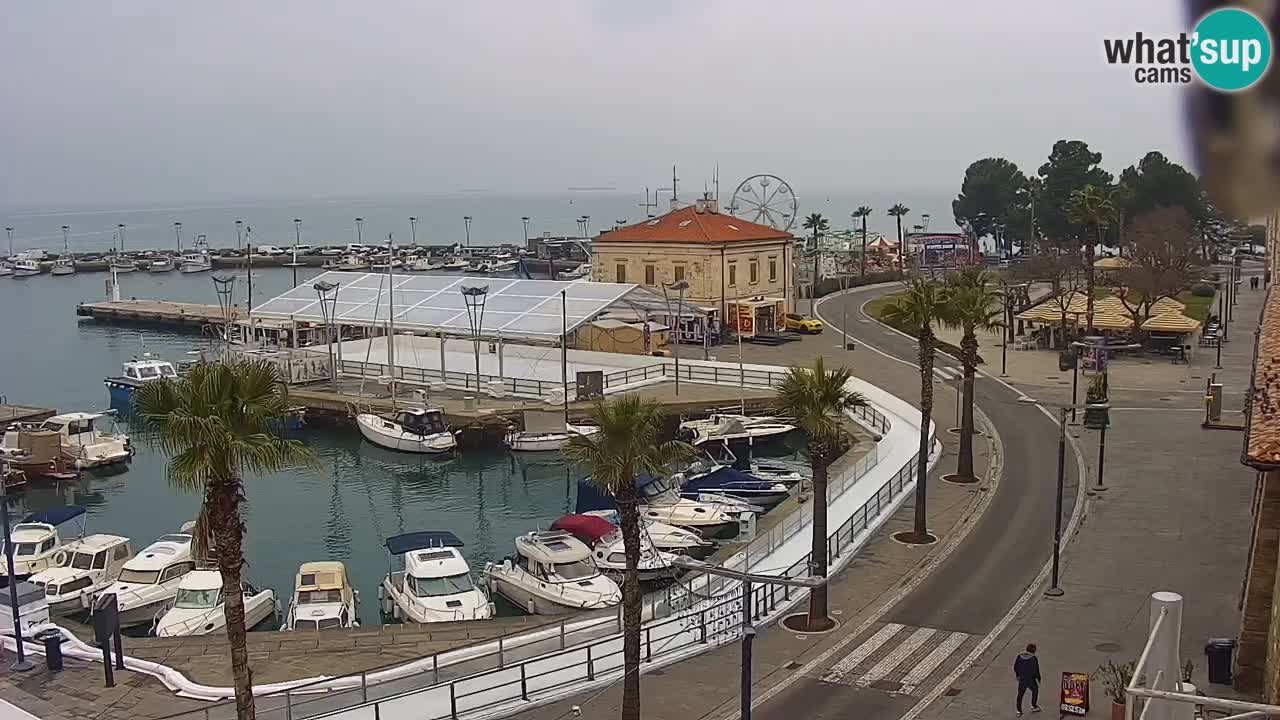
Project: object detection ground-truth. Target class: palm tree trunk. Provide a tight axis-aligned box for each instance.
[896,217,904,275]
[956,330,977,481]
[1085,228,1097,334]
[860,218,867,276]
[210,477,255,720]
[914,329,934,539]
[615,484,643,720]
[807,457,830,627]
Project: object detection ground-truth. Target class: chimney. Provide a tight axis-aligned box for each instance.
[695,198,707,213]
[703,192,719,214]
[670,197,681,212]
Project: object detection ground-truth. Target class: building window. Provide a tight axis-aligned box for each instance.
[769,259,778,282]
[616,264,626,283]
[728,264,737,286]
[645,264,655,285]
[674,265,686,282]
[749,260,759,284]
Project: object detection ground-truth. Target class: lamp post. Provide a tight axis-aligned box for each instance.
[663,279,690,396]
[235,219,244,251]
[174,221,183,252]
[314,280,340,386]
[409,216,418,247]
[460,285,489,390]
[463,216,472,247]
[670,557,826,720]
[4,227,12,258]
[582,215,590,239]
[287,219,305,289]
[117,223,126,252]
[355,217,364,246]
[0,466,33,672]
[521,216,530,244]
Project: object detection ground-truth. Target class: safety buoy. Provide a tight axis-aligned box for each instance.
[52,550,69,568]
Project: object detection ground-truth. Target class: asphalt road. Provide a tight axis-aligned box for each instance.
[752,283,1081,720]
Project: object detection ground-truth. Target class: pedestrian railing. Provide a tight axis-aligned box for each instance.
[336,359,565,400]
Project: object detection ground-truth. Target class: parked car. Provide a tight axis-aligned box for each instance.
[290,244,315,255]
[345,243,372,254]
[784,313,824,334]
[256,245,286,256]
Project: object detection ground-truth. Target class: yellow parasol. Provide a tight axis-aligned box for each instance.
[1150,296,1186,314]
[1093,256,1133,270]
[1141,313,1201,333]
[1016,303,1066,323]
[1085,310,1135,331]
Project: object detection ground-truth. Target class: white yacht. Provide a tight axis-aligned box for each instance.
[582,510,715,559]
[357,407,457,454]
[641,489,743,540]
[147,257,175,272]
[551,515,680,583]
[483,530,621,615]
[282,561,359,631]
[11,259,42,277]
[0,506,87,584]
[96,531,195,628]
[28,534,133,615]
[379,532,493,623]
[40,412,132,468]
[504,423,601,452]
[677,414,796,447]
[51,258,76,276]
[105,355,179,407]
[0,262,13,277]
[179,249,211,273]
[155,569,277,637]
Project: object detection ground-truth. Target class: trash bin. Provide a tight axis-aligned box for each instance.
[1205,637,1236,685]
[34,629,63,672]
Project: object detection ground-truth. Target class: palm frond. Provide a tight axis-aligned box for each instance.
[774,357,866,461]
[562,396,695,499]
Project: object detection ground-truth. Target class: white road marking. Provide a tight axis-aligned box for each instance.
[855,626,936,688]
[898,631,970,694]
[821,623,904,684]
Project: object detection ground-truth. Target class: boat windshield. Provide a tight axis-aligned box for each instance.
[551,561,596,581]
[408,573,474,597]
[71,552,95,570]
[298,589,343,604]
[3,542,38,557]
[117,568,160,585]
[175,587,221,609]
[294,617,342,631]
[400,411,447,435]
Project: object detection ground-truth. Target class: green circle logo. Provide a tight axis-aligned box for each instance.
[1192,7,1273,91]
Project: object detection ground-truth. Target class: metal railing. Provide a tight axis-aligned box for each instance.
[337,359,565,400]
[162,395,910,720]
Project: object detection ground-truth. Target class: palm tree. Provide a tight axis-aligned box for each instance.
[136,360,316,720]
[940,269,1003,482]
[852,206,873,276]
[775,358,866,630]
[1066,184,1116,333]
[888,204,911,274]
[802,213,830,310]
[562,396,695,720]
[880,278,947,542]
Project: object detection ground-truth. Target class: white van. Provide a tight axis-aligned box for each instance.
[256,245,286,256]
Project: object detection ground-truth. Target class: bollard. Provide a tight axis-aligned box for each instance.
[433,654,440,685]
[1146,591,1185,720]
[587,645,595,681]
[361,673,368,703]
[520,664,528,700]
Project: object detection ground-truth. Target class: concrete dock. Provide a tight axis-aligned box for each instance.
[76,299,231,328]
[0,404,56,424]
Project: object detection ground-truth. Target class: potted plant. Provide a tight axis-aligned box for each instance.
[1098,659,1137,720]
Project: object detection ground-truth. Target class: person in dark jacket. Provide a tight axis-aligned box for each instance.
[1013,643,1042,715]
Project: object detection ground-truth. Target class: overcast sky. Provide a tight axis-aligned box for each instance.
[1,1,1188,210]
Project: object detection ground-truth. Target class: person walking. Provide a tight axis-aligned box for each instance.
[1014,643,1042,716]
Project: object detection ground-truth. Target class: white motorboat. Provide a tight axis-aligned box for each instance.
[640,497,743,539]
[323,254,370,271]
[484,530,622,615]
[179,249,212,273]
[0,262,13,277]
[109,257,137,274]
[489,259,518,273]
[11,259,42,277]
[147,257,175,272]
[504,423,600,452]
[51,258,76,276]
[379,532,493,623]
[559,263,591,280]
[282,561,359,631]
[105,355,179,407]
[551,515,680,583]
[582,510,715,559]
[357,407,457,454]
[28,534,133,615]
[0,506,87,584]
[96,531,195,628]
[673,465,791,508]
[155,569,276,637]
[407,257,441,272]
[369,257,403,271]
[40,412,132,468]
[440,258,469,271]
[677,414,796,447]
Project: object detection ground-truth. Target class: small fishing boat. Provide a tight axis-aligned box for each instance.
[489,259,518,273]
[0,262,13,277]
[0,506,88,585]
[677,414,796,447]
[483,530,621,615]
[407,256,441,272]
[105,355,179,407]
[282,561,359,631]
[378,532,493,623]
[357,407,457,454]
[440,257,469,271]
[179,249,211,273]
[40,411,133,468]
[96,530,195,628]
[155,569,277,637]
[147,256,175,272]
[11,259,42,278]
[0,422,78,480]
[323,254,370,271]
[28,534,133,615]
[582,509,715,559]
[50,258,76,276]
[109,257,137,274]
[504,423,601,452]
[551,514,680,583]
[368,256,403,271]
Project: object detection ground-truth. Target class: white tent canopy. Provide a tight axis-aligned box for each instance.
[251,271,704,342]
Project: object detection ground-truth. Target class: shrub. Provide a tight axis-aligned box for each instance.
[1190,283,1215,297]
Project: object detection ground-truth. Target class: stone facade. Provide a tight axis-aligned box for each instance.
[1238,470,1280,694]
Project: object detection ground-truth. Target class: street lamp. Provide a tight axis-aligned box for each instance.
[212,274,238,348]
[286,219,305,289]
[663,279,690,396]
[463,216,472,247]
[314,280,340,385]
[174,221,183,252]
[117,223,126,252]
[670,557,825,720]
[355,217,364,246]
[4,227,12,258]
[1017,396,1111,595]
[460,285,489,390]
[235,219,244,251]
[521,216,530,244]
[921,213,931,232]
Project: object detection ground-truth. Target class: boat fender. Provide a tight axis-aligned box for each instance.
[526,599,536,615]
[52,550,69,568]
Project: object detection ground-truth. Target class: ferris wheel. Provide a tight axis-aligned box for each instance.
[728,174,799,231]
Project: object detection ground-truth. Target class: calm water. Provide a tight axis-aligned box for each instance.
[0,263,581,617]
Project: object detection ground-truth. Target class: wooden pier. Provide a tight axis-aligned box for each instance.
[0,404,56,424]
[76,299,230,328]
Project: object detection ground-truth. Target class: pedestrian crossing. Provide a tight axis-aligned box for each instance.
[820,623,975,695]
[933,366,963,381]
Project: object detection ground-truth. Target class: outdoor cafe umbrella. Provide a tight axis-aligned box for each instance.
[1150,296,1186,314]
[1087,310,1135,331]
[1141,312,1202,333]
[1093,256,1133,270]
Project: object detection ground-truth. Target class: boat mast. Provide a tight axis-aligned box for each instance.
[561,288,568,427]
[386,233,397,411]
